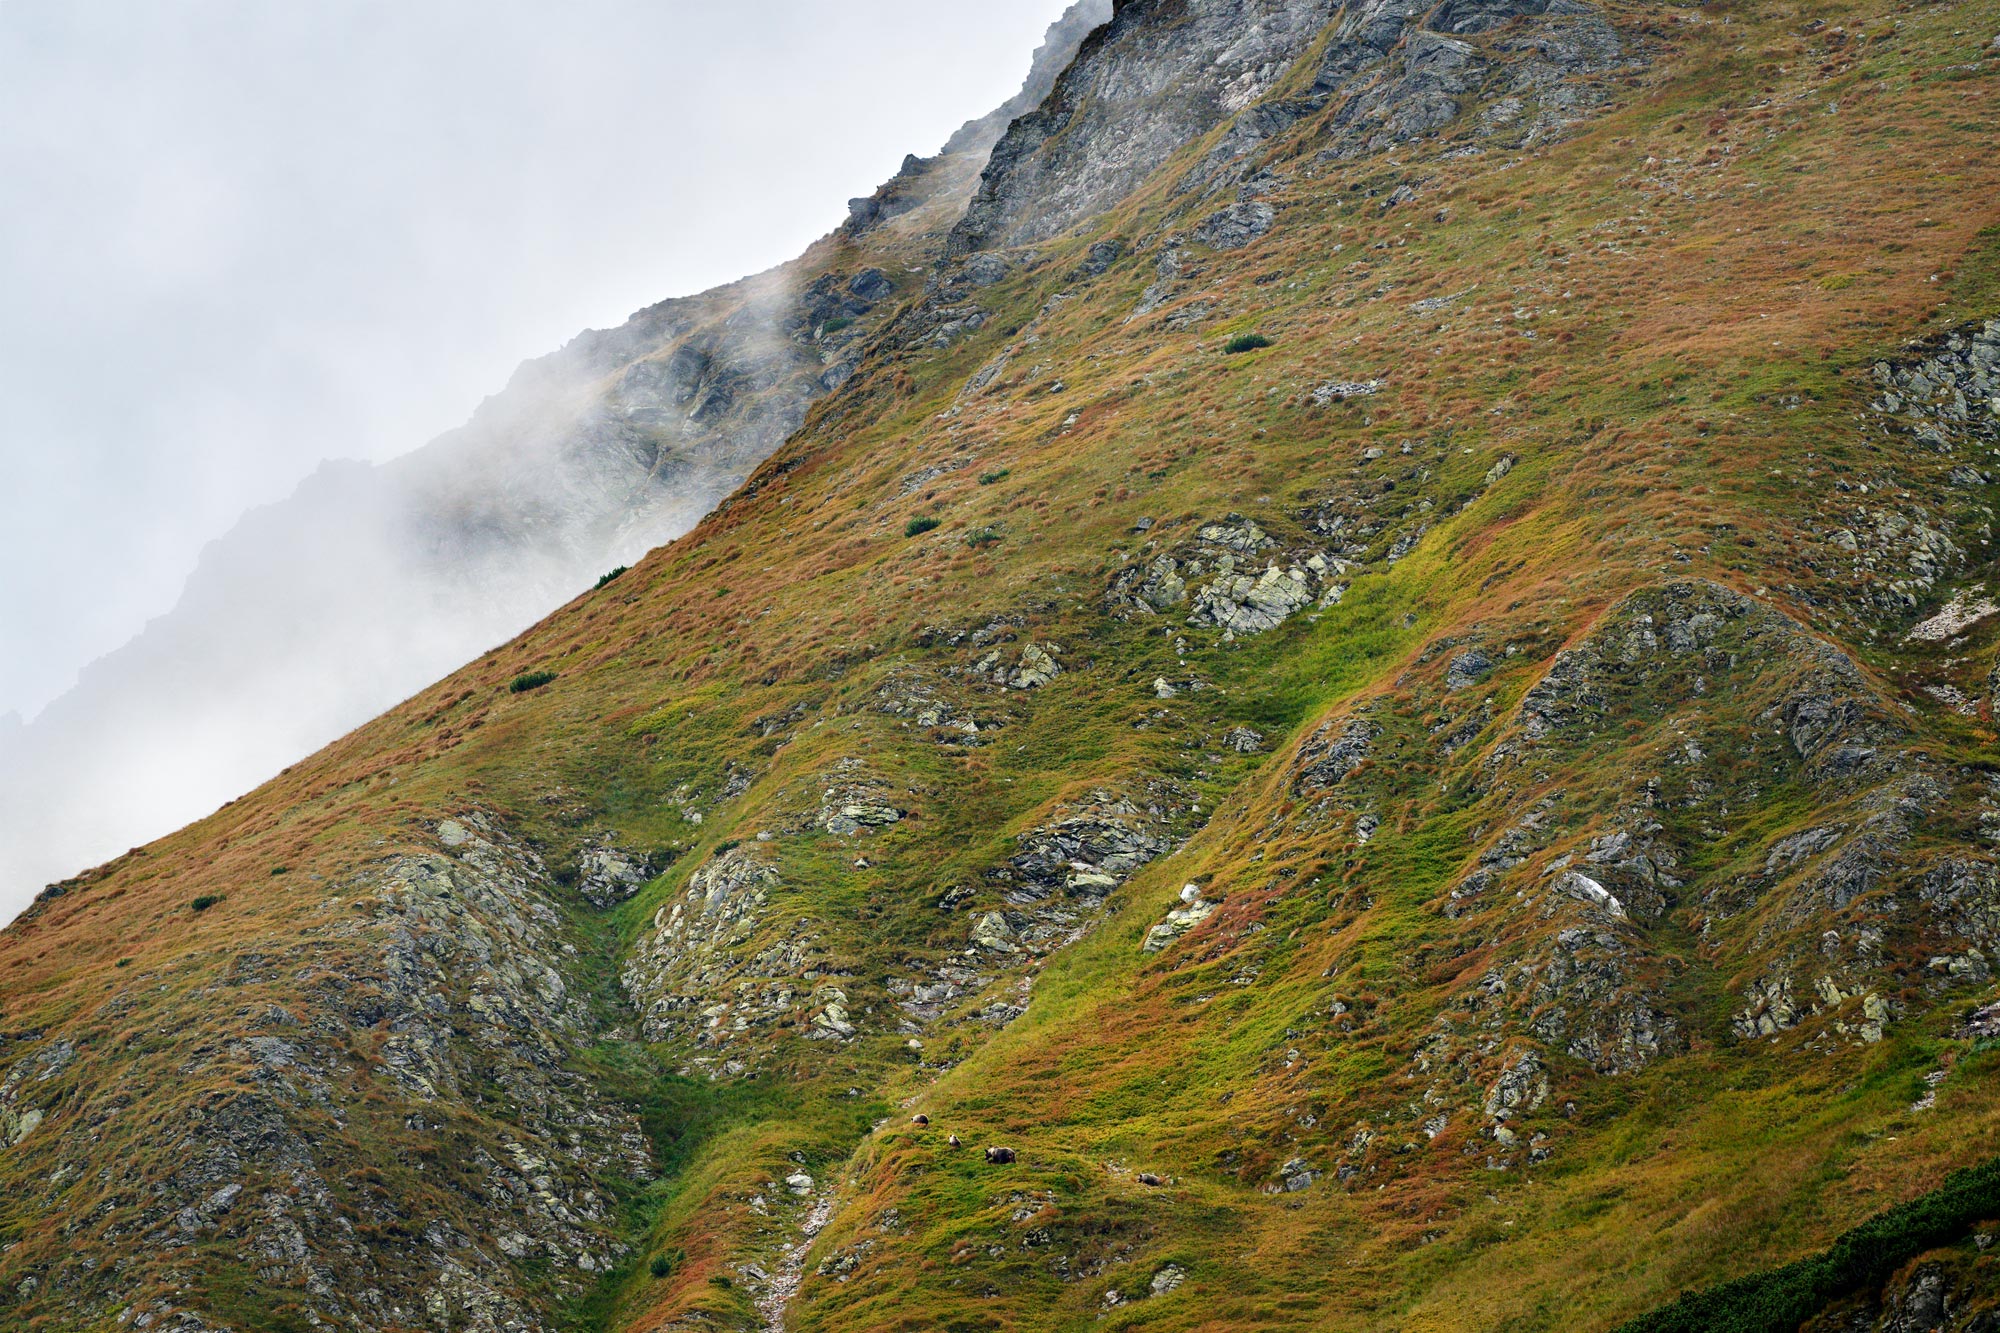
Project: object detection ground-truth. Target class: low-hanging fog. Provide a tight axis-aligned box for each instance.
[0,0,1099,925]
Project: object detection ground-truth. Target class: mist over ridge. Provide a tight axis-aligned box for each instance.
[0,0,1115,923]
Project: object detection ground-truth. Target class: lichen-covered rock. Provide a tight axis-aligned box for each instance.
[622,845,808,1046]
[1446,647,1495,692]
[1143,885,1218,952]
[1193,201,1277,250]
[877,667,982,741]
[1482,1048,1548,1121]
[1187,560,1328,634]
[968,641,1065,690]
[1872,318,2000,451]
[0,812,650,1331]
[1295,716,1381,791]
[0,1037,66,1153]
[1107,515,1350,632]
[576,842,656,908]
[816,762,908,835]
[1499,581,1895,783]
[972,911,1021,954]
[1009,803,1170,902]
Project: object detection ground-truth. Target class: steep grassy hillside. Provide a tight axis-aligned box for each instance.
[2,0,1999,1330]
[0,0,1113,913]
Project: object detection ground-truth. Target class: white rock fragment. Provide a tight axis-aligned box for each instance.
[1554,870,1627,920]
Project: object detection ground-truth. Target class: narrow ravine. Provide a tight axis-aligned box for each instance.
[754,1195,837,1333]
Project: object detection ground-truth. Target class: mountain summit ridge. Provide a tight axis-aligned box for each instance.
[0,0,1116,914]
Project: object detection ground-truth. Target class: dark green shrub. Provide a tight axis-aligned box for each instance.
[269,866,288,877]
[904,516,941,538]
[1616,1155,2000,1333]
[115,957,132,968]
[966,527,1003,548]
[649,1252,677,1279]
[979,469,1010,485]
[820,317,853,336]
[190,895,223,913]
[595,566,629,590]
[1224,333,1274,354]
[509,671,558,694]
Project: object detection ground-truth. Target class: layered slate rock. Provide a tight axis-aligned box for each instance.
[951,0,1345,254]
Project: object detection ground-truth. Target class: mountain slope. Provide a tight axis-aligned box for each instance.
[0,0,1113,914]
[2,1,1999,1331]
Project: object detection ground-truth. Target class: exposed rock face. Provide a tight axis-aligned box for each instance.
[1498,580,1892,782]
[1107,516,1348,634]
[0,813,651,1332]
[1009,804,1171,904]
[1296,716,1382,791]
[1446,647,1495,691]
[954,0,1639,254]
[950,0,1345,254]
[1481,1048,1548,1121]
[1802,1251,2000,1332]
[1193,201,1278,250]
[847,0,1115,236]
[621,845,795,1048]
[1872,319,2000,452]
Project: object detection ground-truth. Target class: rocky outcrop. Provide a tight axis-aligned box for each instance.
[1143,884,1219,952]
[1008,803,1171,905]
[576,842,659,908]
[1872,318,2000,452]
[952,0,1641,250]
[0,813,651,1332]
[1499,581,1894,780]
[1296,716,1382,792]
[1107,516,1348,635]
[622,844,795,1049]
[1801,1250,2000,1332]
[846,0,1115,236]
[949,0,1344,255]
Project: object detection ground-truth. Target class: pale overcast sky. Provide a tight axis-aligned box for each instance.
[0,0,1077,721]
